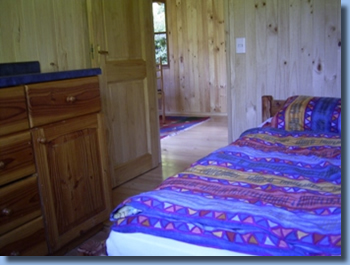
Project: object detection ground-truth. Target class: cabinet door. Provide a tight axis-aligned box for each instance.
[31,114,111,253]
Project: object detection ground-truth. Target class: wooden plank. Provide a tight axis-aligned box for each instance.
[231,0,247,139]
[255,0,267,123]
[184,0,193,113]
[324,0,340,95]
[225,0,235,142]
[245,0,258,128]
[105,59,147,83]
[177,0,186,112]
[289,0,301,96]
[266,0,278,97]
[17,0,39,62]
[198,0,208,113]
[299,0,314,94]
[215,0,227,114]
[0,1,21,62]
[312,0,326,96]
[0,1,15,61]
[32,0,58,72]
[163,0,227,116]
[207,0,215,114]
[165,0,180,113]
[276,0,290,99]
[337,0,341,94]
[52,0,90,71]
[0,0,91,71]
[190,0,199,113]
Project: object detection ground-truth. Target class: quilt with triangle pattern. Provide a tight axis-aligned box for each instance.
[110,127,341,256]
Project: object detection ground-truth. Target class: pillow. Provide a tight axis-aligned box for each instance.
[271,95,341,133]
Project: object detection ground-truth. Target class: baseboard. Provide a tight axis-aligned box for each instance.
[163,112,228,117]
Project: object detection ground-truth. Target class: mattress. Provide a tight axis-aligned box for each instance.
[106,125,341,256]
[106,231,251,256]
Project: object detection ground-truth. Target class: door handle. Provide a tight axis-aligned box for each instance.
[98,50,109,55]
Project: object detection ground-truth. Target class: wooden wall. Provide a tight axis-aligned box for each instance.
[0,0,227,117]
[0,0,91,72]
[1,0,342,139]
[225,0,342,141]
[164,0,227,116]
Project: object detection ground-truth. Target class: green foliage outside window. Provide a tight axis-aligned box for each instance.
[153,2,168,65]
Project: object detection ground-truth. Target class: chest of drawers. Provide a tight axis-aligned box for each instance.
[0,86,48,256]
[0,75,111,255]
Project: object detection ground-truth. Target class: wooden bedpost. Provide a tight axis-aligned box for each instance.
[262,95,285,121]
[262,96,273,121]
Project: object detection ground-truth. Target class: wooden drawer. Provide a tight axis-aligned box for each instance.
[0,131,35,186]
[0,175,41,236]
[0,216,48,256]
[25,76,101,127]
[0,86,29,137]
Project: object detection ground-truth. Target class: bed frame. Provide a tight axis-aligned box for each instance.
[262,95,286,121]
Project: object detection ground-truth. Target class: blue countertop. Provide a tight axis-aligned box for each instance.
[0,68,102,88]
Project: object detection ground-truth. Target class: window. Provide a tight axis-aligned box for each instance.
[152,1,169,66]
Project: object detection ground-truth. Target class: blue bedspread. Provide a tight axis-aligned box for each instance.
[110,127,341,256]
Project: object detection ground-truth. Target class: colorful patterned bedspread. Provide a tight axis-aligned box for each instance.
[110,127,341,256]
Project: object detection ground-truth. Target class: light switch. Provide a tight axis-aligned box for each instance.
[236,38,246,54]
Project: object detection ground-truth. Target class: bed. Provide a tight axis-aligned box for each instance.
[106,95,341,256]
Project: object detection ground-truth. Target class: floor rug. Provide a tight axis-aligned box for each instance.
[160,116,210,139]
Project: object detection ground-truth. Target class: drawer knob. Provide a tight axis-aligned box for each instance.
[0,161,5,169]
[66,96,77,103]
[37,138,47,144]
[2,208,12,216]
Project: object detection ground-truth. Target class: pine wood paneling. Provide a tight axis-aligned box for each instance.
[0,0,91,72]
[0,0,226,116]
[226,0,341,141]
[165,0,227,116]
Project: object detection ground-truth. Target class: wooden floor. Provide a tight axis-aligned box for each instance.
[65,115,228,256]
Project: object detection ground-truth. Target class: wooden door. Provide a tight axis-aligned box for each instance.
[87,0,160,188]
[31,114,111,252]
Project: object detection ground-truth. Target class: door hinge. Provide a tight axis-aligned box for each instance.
[90,44,94,60]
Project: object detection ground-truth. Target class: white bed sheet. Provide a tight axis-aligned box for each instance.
[106,231,251,256]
